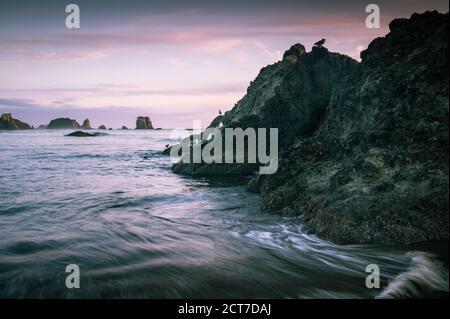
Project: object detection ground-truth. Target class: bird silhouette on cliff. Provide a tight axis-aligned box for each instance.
[314,38,326,47]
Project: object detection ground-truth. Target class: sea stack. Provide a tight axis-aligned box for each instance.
[81,118,92,129]
[98,125,107,130]
[136,116,154,129]
[47,118,80,129]
[0,113,32,130]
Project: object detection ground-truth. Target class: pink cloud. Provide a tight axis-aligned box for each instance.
[0,48,119,64]
[0,10,390,58]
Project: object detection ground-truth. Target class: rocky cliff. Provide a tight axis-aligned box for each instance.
[258,11,449,245]
[0,113,32,130]
[210,44,358,147]
[170,11,449,245]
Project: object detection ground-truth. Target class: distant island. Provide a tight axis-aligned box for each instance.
[0,115,156,131]
[47,118,82,129]
[0,113,32,130]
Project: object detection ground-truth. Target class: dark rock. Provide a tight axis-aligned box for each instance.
[0,113,32,130]
[162,145,173,156]
[121,126,129,130]
[81,118,92,129]
[172,161,257,176]
[98,125,107,130]
[217,44,356,148]
[66,131,95,137]
[310,45,329,58]
[258,11,449,245]
[136,116,154,129]
[48,118,80,129]
[171,41,357,175]
[282,43,306,63]
[168,12,449,245]
[246,175,263,193]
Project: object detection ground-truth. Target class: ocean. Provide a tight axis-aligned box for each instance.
[0,129,448,298]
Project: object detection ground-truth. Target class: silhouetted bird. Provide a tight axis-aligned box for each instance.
[314,38,326,47]
[219,109,222,115]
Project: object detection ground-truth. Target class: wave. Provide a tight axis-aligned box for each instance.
[376,252,449,299]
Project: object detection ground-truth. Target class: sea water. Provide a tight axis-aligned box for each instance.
[0,129,448,298]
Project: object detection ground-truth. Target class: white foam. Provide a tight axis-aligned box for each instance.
[376,251,449,299]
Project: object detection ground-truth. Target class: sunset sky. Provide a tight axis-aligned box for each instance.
[0,0,448,128]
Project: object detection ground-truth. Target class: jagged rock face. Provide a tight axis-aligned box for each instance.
[361,11,448,68]
[47,118,80,129]
[283,43,306,57]
[136,116,154,129]
[98,125,107,130]
[258,11,449,245]
[282,43,306,64]
[172,11,449,245]
[81,118,92,129]
[211,45,358,147]
[179,39,357,176]
[0,113,32,130]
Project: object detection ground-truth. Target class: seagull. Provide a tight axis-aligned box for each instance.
[314,38,326,47]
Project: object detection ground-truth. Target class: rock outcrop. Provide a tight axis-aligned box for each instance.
[121,125,129,130]
[47,118,80,129]
[66,131,95,137]
[81,118,92,129]
[173,41,358,176]
[282,43,306,64]
[98,125,107,130]
[136,116,154,129]
[169,11,449,245]
[0,113,32,130]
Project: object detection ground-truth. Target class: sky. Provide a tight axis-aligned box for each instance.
[0,0,448,128]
